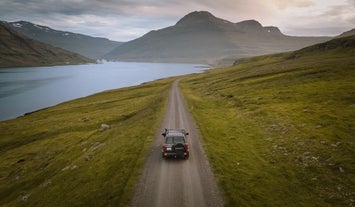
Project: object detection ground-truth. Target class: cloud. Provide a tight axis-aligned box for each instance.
[0,0,354,40]
[275,0,355,36]
[0,0,181,40]
[272,0,314,9]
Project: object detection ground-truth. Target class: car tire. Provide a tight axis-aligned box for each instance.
[185,152,189,160]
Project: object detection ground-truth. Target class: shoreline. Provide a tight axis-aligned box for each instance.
[0,62,208,122]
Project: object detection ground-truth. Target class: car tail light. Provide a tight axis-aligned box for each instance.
[162,144,166,151]
[185,143,189,151]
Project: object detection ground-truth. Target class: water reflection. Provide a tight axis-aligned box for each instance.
[0,62,207,121]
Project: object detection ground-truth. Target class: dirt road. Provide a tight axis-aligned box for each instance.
[131,80,223,207]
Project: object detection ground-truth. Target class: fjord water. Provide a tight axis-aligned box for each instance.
[0,62,206,121]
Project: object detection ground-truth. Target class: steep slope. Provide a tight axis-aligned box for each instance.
[0,22,92,68]
[5,21,122,59]
[181,35,355,206]
[286,34,355,59]
[105,11,234,63]
[104,11,330,64]
[337,28,355,38]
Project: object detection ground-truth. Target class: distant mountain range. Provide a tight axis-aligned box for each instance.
[4,21,123,59]
[104,11,334,65]
[0,22,92,68]
[1,11,354,67]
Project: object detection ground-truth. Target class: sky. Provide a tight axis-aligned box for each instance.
[0,0,354,42]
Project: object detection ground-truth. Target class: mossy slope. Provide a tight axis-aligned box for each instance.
[0,78,174,206]
[180,35,355,207]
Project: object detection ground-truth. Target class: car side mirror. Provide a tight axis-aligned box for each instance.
[162,133,166,136]
[185,132,189,136]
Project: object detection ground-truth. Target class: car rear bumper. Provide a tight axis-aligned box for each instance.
[162,151,189,158]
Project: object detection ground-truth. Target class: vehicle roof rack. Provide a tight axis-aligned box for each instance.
[163,128,188,135]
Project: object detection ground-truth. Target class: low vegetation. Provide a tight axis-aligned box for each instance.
[0,78,174,206]
[180,36,355,206]
[1,33,354,207]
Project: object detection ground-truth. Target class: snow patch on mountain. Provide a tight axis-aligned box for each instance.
[13,23,22,28]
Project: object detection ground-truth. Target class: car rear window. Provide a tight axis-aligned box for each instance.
[165,136,184,144]
[174,136,184,143]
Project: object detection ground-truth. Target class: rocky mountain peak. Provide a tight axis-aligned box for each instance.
[235,19,263,32]
[175,11,229,27]
[11,21,51,31]
[264,26,283,35]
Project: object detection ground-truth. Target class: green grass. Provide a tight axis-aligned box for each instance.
[0,78,174,206]
[1,35,354,207]
[180,36,355,206]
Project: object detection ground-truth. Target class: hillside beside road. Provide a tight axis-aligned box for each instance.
[0,22,92,68]
[0,79,173,206]
[180,35,355,207]
[104,11,331,64]
[4,21,123,59]
[0,33,353,207]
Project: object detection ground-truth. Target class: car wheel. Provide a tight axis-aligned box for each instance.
[185,152,189,159]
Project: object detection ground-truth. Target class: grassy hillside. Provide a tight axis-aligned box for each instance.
[0,78,174,206]
[180,35,355,206]
[1,33,353,207]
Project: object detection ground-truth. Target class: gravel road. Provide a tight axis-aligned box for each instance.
[131,80,223,207]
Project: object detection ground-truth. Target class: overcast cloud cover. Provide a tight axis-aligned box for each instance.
[0,0,354,41]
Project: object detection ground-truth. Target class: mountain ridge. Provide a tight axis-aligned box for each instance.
[287,34,355,59]
[175,11,232,29]
[104,11,331,64]
[337,28,355,38]
[4,21,123,59]
[0,22,92,68]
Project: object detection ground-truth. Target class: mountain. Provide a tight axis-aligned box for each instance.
[104,11,331,64]
[0,22,92,68]
[5,21,122,59]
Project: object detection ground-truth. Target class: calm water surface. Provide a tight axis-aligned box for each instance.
[0,62,207,121]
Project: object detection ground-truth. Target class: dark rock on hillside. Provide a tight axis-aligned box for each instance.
[0,22,92,68]
[104,11,331,64]
[5,21,122,59]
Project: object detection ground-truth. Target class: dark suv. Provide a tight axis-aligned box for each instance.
[161,129,189,159]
